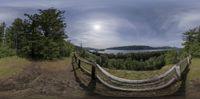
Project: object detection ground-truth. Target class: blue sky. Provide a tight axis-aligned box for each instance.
[1,0,200,48]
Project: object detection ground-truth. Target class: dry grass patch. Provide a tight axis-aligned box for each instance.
[106,64,174,80]
[0,56,72,79]
[35,57,71,71]
[188,58,200,80]
[0,56,31,79]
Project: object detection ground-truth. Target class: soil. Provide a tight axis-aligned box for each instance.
[0,63,88,99]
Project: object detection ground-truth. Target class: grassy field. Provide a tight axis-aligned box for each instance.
[187,58,200,80]
[107,58,200,80]
[106,64,174,80]
[0,56,71,79]
[0,56,30,79]
[0,56,199,80]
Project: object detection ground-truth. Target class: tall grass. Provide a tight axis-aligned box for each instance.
[0,56,72,79]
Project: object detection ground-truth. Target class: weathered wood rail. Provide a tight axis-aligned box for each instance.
[72,52,192,96]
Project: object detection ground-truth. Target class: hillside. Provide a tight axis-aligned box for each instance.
[106,45,178,50]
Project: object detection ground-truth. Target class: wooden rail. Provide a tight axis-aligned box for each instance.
[72,53,192,92]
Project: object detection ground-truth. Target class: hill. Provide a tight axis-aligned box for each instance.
[106,45,178,50]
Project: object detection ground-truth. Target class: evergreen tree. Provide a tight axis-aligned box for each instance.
[164,50,178,64]
[5,8,73,59]
[0,22,6,46]
[20,8,71,59]
[183,27,200,57]
[6,18,25,55]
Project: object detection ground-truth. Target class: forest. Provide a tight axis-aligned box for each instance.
[78,49,187,71]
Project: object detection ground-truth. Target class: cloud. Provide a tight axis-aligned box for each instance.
[1,0,200,48]
[176,11,200,31]
[68,13,138,48]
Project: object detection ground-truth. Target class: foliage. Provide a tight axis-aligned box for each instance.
[6,18,25,55]
[164,50,178,64]
[85,51,169,71]
[5,8,73,60]
[183,27,200,57]
[0,47,16,58]
[104,55,165,71]
[0,22,6,46]
[92,51,165,61]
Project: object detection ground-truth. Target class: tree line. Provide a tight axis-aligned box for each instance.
[82,50,182,71]
[0,8,73,60]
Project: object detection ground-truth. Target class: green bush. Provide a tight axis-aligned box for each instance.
[164,50,178,64]
[0,47,16,58]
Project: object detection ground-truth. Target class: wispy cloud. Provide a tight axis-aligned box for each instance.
[1,0,200,48]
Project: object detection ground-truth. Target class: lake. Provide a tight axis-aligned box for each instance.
[95,49,171,54]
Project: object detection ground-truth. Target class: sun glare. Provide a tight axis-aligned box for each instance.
[93,24,101,31]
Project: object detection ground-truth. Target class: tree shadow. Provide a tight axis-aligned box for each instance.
[172,67,190,99]
[71,64,96,93]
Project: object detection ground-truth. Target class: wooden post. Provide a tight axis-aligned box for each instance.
[72,54,74,66]
[74,53,76,62]
[78,59,81,68]
[91,64,96,80]
[175,65,181,80]
[74,54,77,63]
[187,57,190,65]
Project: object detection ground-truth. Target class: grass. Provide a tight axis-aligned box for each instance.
[106,64,174,80]
[34,57,71,71]
[0,56,199,98]
[0,56,71,79]
[187,58,200,80]
[0,56,30,79]
[78,56,175,80]
[106,58,200,80]
[0,56,199,80]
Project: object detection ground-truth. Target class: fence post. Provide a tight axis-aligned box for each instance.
[78,59,81,68]
[189,55,192,64]
[175,65,181,80]
[91,64,96,80]
[72,53,74,66]
[187,57,190,65]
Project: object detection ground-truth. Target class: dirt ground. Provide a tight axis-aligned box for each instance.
[0,62,87,99]
[0,63,199,99]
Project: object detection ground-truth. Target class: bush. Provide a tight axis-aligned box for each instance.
[0,47,16,58]
[164,50,178,64]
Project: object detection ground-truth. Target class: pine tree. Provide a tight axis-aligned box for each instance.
[0,22,6,46]
[6,18,25,55]
[183,27,200,57]
[19,8,72,59]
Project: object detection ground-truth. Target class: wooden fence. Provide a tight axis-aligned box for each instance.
[72,53,192,92]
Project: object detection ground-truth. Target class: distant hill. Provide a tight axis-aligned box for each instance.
[106,45,178,50]
[74,46,105,51]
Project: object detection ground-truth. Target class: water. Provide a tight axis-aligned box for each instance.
[96,49,170,54]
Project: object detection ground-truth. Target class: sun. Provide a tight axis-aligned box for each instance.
[93,24,101,31]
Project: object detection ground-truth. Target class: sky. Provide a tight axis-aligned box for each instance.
[1,0,200,48]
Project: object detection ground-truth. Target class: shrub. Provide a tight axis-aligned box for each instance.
[164,50,178,64]
[0,47,16,58]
